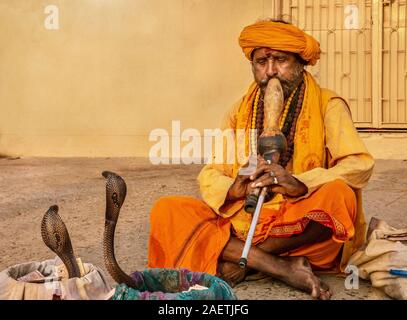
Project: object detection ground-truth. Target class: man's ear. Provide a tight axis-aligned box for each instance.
[250,61,255,73]
[250,49,256,61]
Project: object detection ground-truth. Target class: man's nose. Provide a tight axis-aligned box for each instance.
[265,59,278,77]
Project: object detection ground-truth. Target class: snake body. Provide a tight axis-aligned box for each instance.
[102,171,138,288]
[40,171,137,286]
[41,205,81,278]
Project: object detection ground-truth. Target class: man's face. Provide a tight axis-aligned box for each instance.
[251,48,304,99]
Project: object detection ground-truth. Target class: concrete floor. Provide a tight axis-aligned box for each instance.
[0,157,406,299]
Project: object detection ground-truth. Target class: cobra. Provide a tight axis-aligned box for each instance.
[41,205,81,278]
[40,171,138,287]
[101,171,138,288]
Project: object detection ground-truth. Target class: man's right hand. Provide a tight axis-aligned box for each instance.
[225,155,258,202]
[226,174,253,201]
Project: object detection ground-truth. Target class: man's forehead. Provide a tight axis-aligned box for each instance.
[253,47,291,58]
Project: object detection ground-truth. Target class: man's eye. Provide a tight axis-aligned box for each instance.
[277,58,286,62]
[257,60,267,66]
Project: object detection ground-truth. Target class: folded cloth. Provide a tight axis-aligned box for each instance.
[0,257,112,300]
[347,217,407,299]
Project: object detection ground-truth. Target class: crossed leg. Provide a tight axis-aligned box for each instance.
[218,220,333,299]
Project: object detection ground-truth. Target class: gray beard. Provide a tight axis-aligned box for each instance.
[260,68,304,100]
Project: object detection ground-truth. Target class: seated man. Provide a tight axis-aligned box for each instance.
[147,19,374,300]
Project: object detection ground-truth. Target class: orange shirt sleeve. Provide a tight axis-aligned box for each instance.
[197,97,245,217]
[291,97,375,202]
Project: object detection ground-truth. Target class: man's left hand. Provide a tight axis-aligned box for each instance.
[249,157,308,198]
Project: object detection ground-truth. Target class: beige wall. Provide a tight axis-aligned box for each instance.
[1,0,406,159]
[0,0,282,157]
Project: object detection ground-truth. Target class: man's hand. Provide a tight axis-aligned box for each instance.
[225,156,257,202]
[226,174,253,201]
[250,157,308,198]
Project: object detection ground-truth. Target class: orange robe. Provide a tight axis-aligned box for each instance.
[149,179,356,274]
[148,72,374,274]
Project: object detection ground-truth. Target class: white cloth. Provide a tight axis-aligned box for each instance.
[347,218,407,300]
[0,257,112,300]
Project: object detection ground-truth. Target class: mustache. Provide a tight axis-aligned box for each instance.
[259,76,290,88]
[259,70,303,99]
[259,76,293,99]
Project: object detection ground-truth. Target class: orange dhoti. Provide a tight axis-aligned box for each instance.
[148,179,356,275]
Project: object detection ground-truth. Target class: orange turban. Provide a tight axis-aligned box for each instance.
[238,21,321,66]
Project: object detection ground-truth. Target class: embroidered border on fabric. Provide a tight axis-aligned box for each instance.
[268,210,348,241]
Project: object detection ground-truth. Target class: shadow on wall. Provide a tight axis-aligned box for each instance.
[0,136,20,159]
[0,154,21,160]
[0,135,20,160]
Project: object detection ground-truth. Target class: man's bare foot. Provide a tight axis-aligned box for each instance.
[276,256,332,300]
[217,261,248,287]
